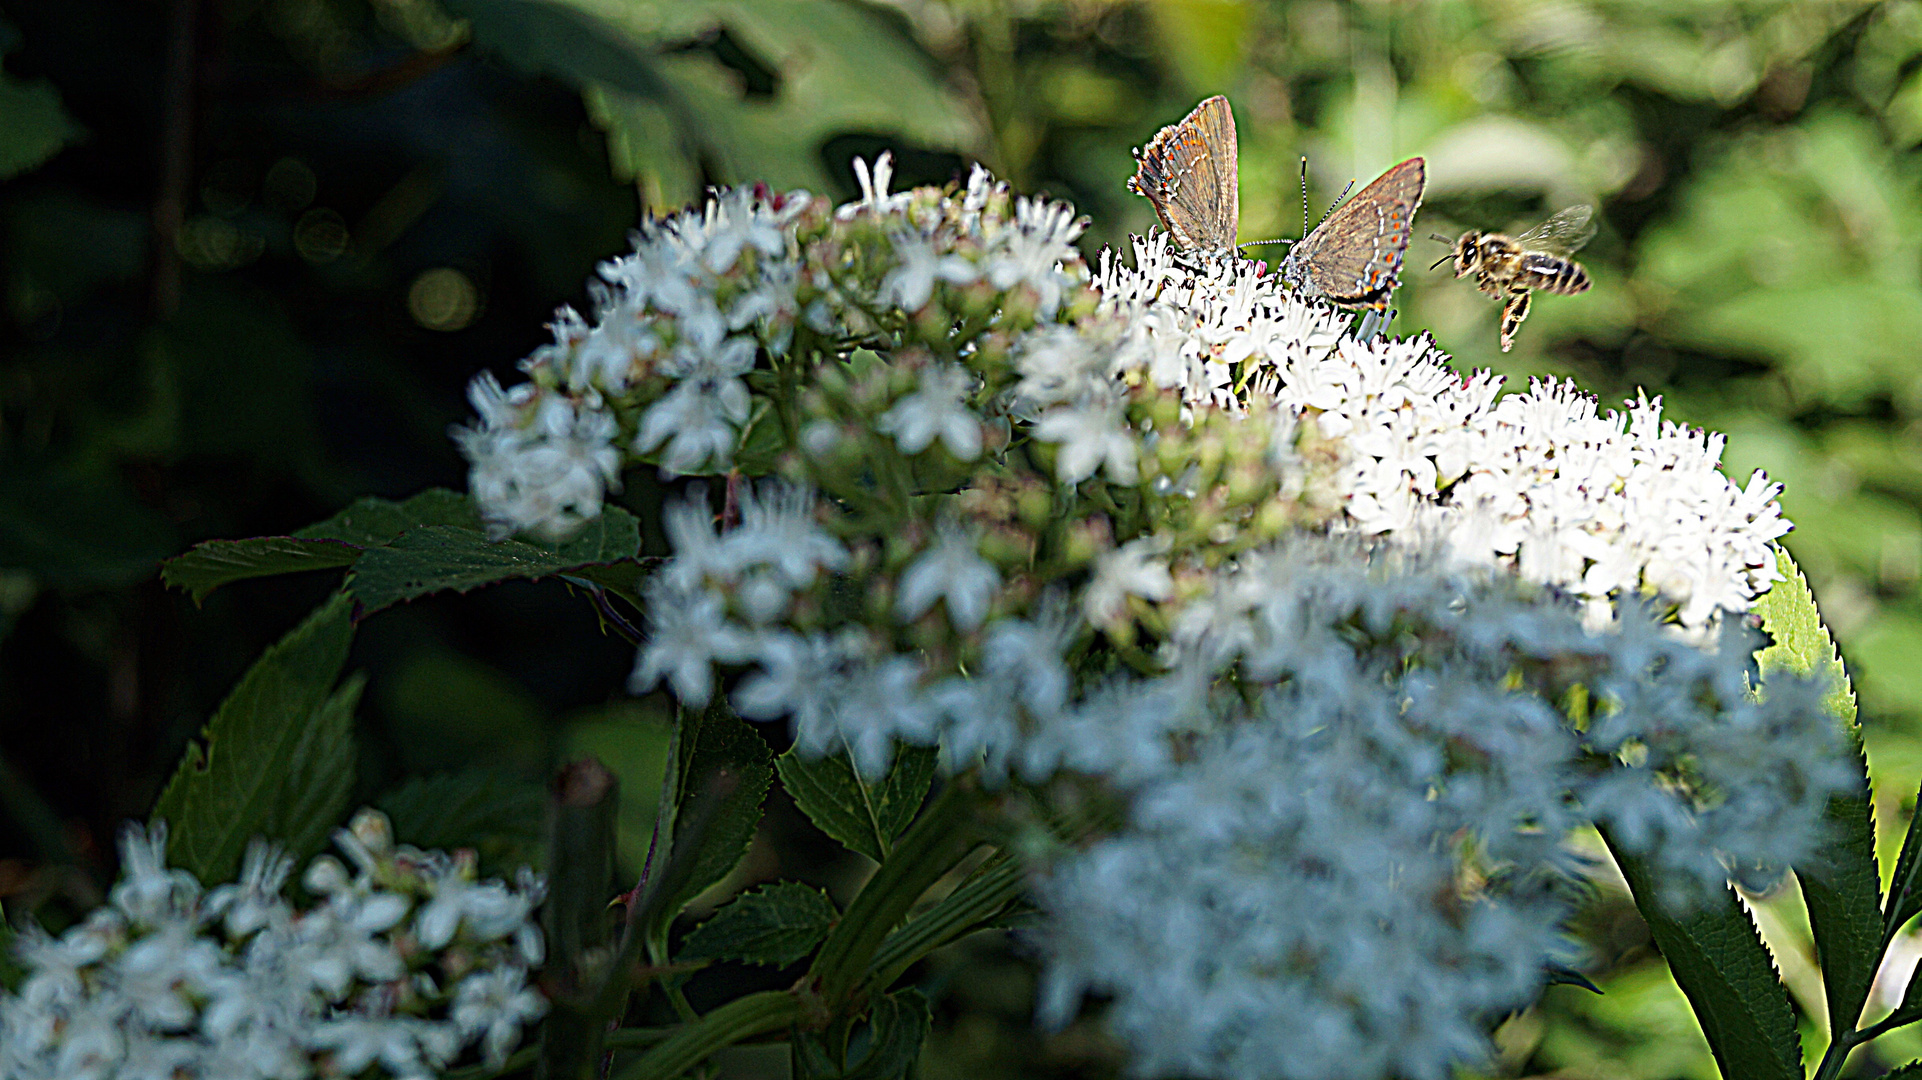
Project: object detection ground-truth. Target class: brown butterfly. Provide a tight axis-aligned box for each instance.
[1280,157,1426,311]
[1128,95,1239,260]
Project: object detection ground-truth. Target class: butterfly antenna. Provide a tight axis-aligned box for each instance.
[1298,157,1310,239]
[1316,179,1356,227]
[1238,238,1295,249]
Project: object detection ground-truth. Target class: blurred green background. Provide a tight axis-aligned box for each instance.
[6,0,1922,1075]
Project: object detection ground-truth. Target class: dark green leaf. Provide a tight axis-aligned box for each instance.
[0,903,21,991]
[680,880,838,967]
[1545,961,1603,995]
[441,0,677,99]
[160,490,484,603]
[347,507,640,615]
[162,538,363,604]
[152,594,360,884]
[778,745,937,863]
[1886,1064,1922,1080]
[793,989,931,1080]
[1603,829,1801,1080]
[0,26,83,181]
[1757,546,1879,1036]
[647,701,774,943]
[295,489,482,545]
[375,771,549,875]
[1890,783,1922,937]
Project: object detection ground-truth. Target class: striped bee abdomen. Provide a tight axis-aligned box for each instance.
[1518,254,1590,294]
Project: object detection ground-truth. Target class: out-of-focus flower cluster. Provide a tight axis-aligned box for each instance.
[1035,540,1848,1080]
[451,159,1845,1080]
[0,811,545,1080]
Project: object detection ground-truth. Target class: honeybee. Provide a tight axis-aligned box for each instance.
[1433,205,1597,352]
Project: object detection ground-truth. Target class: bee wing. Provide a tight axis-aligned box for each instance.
[1514,205,1597,256]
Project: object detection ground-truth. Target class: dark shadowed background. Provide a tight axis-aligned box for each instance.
[5,0,1922,1075]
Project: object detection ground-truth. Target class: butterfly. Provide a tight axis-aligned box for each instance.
[1130,96,1425,312]
[1279,156,1426,312]
[1128,95,1240,261]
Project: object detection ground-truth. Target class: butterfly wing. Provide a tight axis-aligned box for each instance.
[1285,157,1425,310]
[1128,96,1239,256]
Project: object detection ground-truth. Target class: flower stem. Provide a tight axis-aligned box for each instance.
[863,852,1024,993]
[606,991,812,1080]
[809,778,982,1006]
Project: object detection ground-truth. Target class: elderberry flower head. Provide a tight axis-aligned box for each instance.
[0,811,546,1080]
[1091,231,1791,629]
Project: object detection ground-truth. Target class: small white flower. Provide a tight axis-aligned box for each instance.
[1034,400,1139,485]
[1081,536,1175,627]
[877,362,984,460]
[880,231,979,311]
[985,197,1087,317]
[722,482,850,588]
[839,152,912,218]
[452,967,548,1066]
[896,526,1001,631]
[630,579,752,707]
[110,823,201,928]
[205,840,293,940]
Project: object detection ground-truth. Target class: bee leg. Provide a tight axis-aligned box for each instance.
[1499,290,1531,353]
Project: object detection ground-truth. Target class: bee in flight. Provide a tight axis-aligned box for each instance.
[1433,205,1597,352]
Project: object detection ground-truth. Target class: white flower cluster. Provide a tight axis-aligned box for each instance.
[0,812,546,1080]
[1034,541,1850,1080]
[453,184,816,539]
[454,157,1093,541]
[1081,232,1791,627]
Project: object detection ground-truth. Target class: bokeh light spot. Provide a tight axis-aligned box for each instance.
[294,208,350,263]
[408,267,481,331]
[263,157,318,213]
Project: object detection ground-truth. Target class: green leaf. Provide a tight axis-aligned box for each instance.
[647,701,774,944]
[160,490,483,603]
[440,0,676,99]
[450,0,974,200]
[374,771,549,875]
[0,903,21,992]
[1887,1064,1922,1080]
[295,489,483,545]
[1755,546,1879,1038]
[0,21,83,181]
[679,880,838,967]
[1755,545,1858,723]
[793,988,931,1080]
[1603,829,1802,1080]
[778,745,937,863]
[161,538,363,604]
[152,594,360,884]
[347,507,641,615]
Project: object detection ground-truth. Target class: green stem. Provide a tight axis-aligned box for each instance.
[538,759,620,1080]
[809,779,982,1005]
[863,853,1024,993]
[606,990,813,1080]
[442,1028,672,1080]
